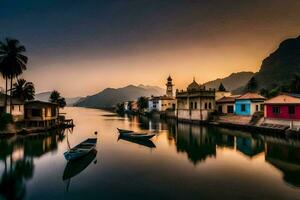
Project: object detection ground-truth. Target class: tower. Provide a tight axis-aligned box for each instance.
[166,75,174,97]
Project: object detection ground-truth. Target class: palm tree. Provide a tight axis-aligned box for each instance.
[12,79,35,101]
[0,38,28,113]
[49,90,66,108]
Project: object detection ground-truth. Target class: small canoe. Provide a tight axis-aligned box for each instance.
[117,128,133,133]
[64,138,97,161]
[119,132,156,140]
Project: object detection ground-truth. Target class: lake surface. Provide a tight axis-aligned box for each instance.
[1,107,300,200]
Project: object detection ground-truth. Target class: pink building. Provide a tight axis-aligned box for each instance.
[264,94,300,120]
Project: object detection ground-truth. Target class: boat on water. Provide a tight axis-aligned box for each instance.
[63,149,97,181]
[119,131,156,140]
[117,128,133,133]
[64,138,97,161]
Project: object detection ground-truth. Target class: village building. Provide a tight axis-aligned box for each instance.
[0,93,24,122]
[24,100,59,127]
[124,101,138,112]
[148,76,176,112]
[176,79,215,122]
[216,95,240,114]
[235,92,265,116]
[263,94,300,128]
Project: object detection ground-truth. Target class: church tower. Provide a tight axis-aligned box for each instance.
[166,75,174,97]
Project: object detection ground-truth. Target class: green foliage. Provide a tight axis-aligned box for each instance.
[0,113,12,130]
[116,103,125,114]
[218,83,226,92]
[245,77,258,92]
[12,78,35,101]
[137,96,148,110]
[49,90,66,108]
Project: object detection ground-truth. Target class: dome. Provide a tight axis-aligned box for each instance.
[187,79,201,91]
[167,75,172,81]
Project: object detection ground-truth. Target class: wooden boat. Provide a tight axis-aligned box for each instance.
[64,138,97,161]
[117,128,133,134]
[63,149,97,181]
[119,132,156,140]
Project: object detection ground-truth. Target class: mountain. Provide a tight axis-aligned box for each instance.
[74,85,165,108]
[204,72,254,91]
[254,35,300,90]
[35,92,83,106]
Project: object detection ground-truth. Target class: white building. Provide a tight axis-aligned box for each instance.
[148,75,176,112]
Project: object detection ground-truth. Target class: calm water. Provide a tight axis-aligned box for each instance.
[1,107,300,200]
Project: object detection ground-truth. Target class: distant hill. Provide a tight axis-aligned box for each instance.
[35,92,83,106]
[254,35,300,90]
[74,85,165,108]
[204,72,254,91]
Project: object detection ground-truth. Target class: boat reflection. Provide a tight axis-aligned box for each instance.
[118,135,156,149]
[63,149,97,181]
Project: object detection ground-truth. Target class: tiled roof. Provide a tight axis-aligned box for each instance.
[217,95,241,103]
[265,94,300,104]
[236,92,266,100]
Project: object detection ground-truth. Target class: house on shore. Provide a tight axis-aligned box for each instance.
[216,95,240,114]
[148,96,176,112]
[176,79,215,122]
[148,76,176,112]
[235,93,265,116]
[264,94,300,128]
[24,100,59,127]
[124,101,139,112]
[0,93,24,122]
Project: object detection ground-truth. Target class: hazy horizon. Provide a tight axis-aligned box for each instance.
[1,0,300,97]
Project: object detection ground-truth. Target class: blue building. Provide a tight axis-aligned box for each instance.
[235,93,265,116]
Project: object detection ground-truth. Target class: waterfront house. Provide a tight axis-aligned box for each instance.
[264,94,300,120]
[235,92,265,116]
[148,95,176,112]
[264,94,300,128]
[0,93,24,122]
[124,101,139,112]
[216,95,240,114]
[176,79,215,122]
[24,100,59,127]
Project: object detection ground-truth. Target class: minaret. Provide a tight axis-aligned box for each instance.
[166,75,174,97]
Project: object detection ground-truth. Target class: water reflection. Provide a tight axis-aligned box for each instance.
[0,129,67,200]
[266,142,300,187]
[117,136,156,149]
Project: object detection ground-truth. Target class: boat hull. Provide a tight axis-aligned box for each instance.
[64,138,97,161]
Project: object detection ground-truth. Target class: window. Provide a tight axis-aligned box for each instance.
[288,105,295,115]
[12,105,14,111]
[205,103,208,109]
[241,104,246,112]
[209,102,212,109]
[190,102,193,109]
[32,109,42,117]
[194,102,197,109]
[256,105,259,111]
[227,105,234,113]
[272,106,280,114]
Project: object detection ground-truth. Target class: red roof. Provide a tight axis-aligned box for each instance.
[217,95,241,103]
[236,92,266,100]
[265,94,300,104]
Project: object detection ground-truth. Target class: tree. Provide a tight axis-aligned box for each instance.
[218,83,226,92]
[0,38,28,113]
[245,77,258,92]
[12,79,35,101]
[288,74,300,94]
[49,90,66,108]
[137,96,148,111]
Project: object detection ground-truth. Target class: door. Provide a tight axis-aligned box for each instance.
[227,105,234,113]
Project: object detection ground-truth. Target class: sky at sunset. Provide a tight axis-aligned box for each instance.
[0,0,300,97]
